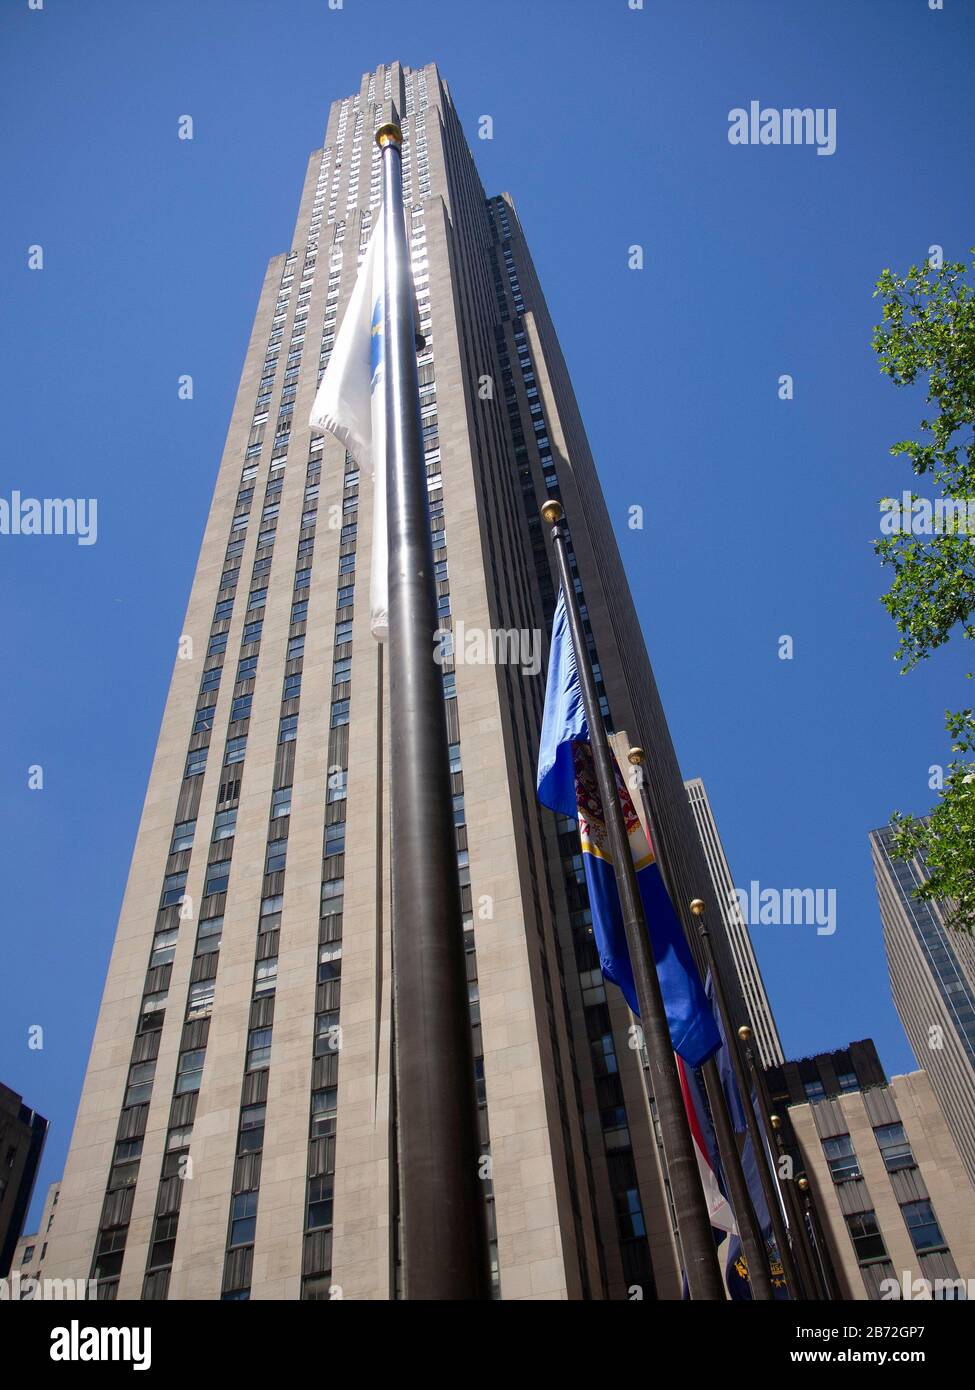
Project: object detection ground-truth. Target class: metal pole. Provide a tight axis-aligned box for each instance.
[542,500,724,1300]
[699,1057,773,1298]
[687,899,794,1298]
[378,122,490,1300]
[800,1179,837,1300]
[628,758,770,1299]
[741,1028,819,1300]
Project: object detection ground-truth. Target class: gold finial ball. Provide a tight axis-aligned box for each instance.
[798,1177,810,1192]
[540,499,563,524]
[737,1025,753,1042]
[376,122,403,148]
[627,746,645,765]
[770,1114,781,1129]
[690,898,706,917]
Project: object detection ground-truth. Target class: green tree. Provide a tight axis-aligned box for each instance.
[872,250,975,931]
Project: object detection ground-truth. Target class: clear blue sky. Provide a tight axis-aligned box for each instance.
[2,0,972,1230]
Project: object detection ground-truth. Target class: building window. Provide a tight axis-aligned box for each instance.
[307,1178,334,1230]
[239,1104,266,1153]
[803,1079,826,1102]
[125,1061,156,1108]
[822,1133,861,1182]
[225,736,247,766]
[213,808,237,841]
[170,820,196,852]
[874,1122,915,1172]
[231,694,252,722]
[279,714,299,743]
[22,1245,35,1263]
[247,1027,272,1070]
[175,1049,206,1094]
[141,990,168,1022]
[271,787,292,820]
[901,1200,945,1252]
[160,872,187,907]
[324,822,345,858]
[845,1210,888,1263]
[229,1191,258,1247]
[310,1087,337,1137]
[204,861,231,896]
[197,916,223,952]
[151,927,179,967]
[187,980,215,1021]
[836,1071,859,1092]
[265,838,288,873]
[254,958,278,996]
[185,749,208,778]
[193,704,216,735]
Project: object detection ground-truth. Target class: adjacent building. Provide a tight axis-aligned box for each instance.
[42,60,745,1301]
[0,1083,48,1277]
[767,1040,975,1299]
[870,824,975,1187]
[685,777,783,1066]
[10,1179,61,1286]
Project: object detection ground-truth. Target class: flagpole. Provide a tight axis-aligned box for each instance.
[378,122,490,1300]
[739,1025,819,1299]
[798,1178,836,1299]
[625,746,771,1298]
[689,890,805,1299]
[541,500,724,1300]
[701,1055,773,1298]
[686,900,783,1299]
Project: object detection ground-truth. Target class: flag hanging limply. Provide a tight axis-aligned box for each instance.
[536,589,721,1068]
[706,974,791,1299]
[309,221,388,639]
[677,1054,737,1234]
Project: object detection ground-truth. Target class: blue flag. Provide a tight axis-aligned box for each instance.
[537,591,720,1069]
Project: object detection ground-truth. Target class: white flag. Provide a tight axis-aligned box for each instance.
[309,221,388,639]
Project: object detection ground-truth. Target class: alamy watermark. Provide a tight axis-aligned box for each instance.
[731,881,837,936]
[880,1271,970,1300]
[1,1271,97,1300]
[879,492,975,536]
[728,102,836,156]
[0,491,98,545]
[434,622,541,676]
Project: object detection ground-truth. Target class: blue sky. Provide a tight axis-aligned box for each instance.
[2,0,972,1229]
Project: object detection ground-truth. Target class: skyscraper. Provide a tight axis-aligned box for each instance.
[0,1083,48,1277]
[43,61,747,1302]
[870,825,975,1188]
[686,777,783,1066]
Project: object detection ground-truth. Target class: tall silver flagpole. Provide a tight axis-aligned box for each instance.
[376,123,490,1300]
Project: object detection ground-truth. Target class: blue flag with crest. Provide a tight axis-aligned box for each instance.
[537,591,720,1068]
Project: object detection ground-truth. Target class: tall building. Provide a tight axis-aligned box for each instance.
[767,1040,975,1299]
[870,825,975,1187]
[685,777,783,1066]
[0,1083,47,1277]
[43,61,746,1302]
